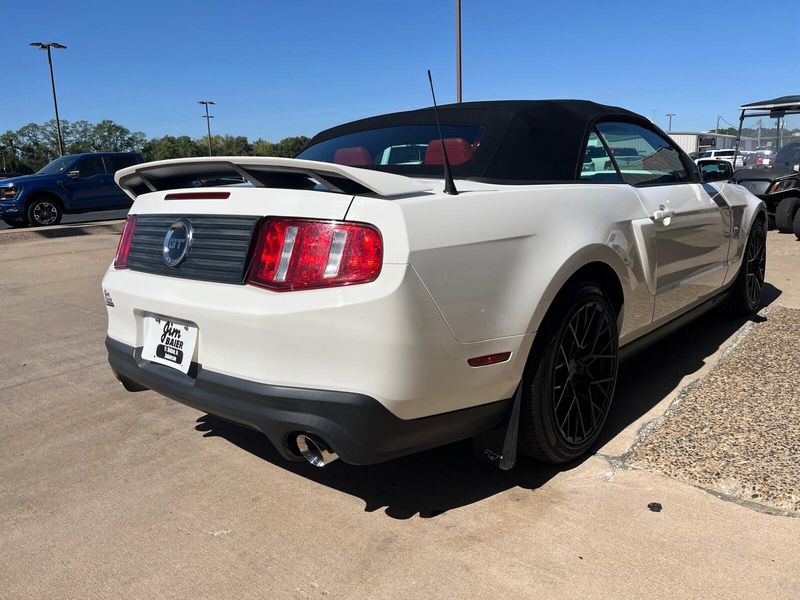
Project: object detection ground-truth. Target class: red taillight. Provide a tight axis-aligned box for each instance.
[246,217,382,291]
[164,192,231,200]
[114,215,137,269]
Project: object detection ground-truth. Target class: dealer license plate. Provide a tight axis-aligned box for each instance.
[141,315,198,374]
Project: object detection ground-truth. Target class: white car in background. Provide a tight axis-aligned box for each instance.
[103,100,766,468]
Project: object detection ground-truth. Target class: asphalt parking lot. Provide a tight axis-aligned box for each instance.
[1,230,798,599]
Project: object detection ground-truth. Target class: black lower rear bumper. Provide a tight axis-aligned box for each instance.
[106,337,511,465]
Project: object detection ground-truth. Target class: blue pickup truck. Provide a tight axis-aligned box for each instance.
[0,152,144,227]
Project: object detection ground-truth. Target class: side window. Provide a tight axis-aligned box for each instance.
[76,156,105,178]
[595,122,690,186]
[579,131,622,183]
[106,154,138,173]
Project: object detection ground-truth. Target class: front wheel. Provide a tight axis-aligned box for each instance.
[793,208,800,241]
[26,197,62,227]
[519,283,619,464]
[728,219,766,315]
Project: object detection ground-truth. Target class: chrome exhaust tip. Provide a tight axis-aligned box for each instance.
[296,434,339,467]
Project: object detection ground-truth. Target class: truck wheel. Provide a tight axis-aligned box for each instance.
[728,219,766,315]
[26,197,63,227]
[518,282,619,464]
[794,209,800,241]
[775,197,799,233]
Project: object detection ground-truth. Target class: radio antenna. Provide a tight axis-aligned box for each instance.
[427,69,458,195]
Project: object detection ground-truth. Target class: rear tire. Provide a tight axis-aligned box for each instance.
[26,197,62,227]
[519,283,619,464]
[775,197,799,233]
[793,209,800,241]
[728,219,766,315]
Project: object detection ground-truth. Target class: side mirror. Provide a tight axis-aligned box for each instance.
[66,169,80,179]
[699,159,733,182]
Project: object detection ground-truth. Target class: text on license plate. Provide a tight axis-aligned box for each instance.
[141,315,198,374]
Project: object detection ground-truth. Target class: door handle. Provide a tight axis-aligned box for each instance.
[652,205,675,225]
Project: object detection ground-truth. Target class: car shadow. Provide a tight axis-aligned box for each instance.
[195,282,782,519]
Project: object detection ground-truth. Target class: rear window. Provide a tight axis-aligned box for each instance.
[297,125,484,172]
[106,154,139,173]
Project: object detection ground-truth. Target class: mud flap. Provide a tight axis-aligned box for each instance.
[472,382,523,470]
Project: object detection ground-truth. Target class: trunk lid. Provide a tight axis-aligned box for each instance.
[114,157,432,286]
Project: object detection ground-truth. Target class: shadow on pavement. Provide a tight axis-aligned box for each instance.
[195,283,782,519]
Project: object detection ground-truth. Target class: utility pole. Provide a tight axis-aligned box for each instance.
[30,42,67,156]
[716,115,721,133]
[666,113,676,132]
[198,100,215,156]
[456,0,462,103]
[757,119,762,147]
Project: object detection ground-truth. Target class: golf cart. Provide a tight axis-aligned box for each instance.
[731,96,800,238]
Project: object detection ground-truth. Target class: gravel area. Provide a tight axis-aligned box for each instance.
[628,305,800,514]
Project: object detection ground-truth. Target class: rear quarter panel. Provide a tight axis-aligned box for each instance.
[347,183,655,345]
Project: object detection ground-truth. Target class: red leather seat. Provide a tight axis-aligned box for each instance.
[334,146,373,166]
[424,138,475,165]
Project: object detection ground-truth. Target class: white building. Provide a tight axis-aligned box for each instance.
[668,132,756,155]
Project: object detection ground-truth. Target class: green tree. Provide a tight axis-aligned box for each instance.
[142,135,205,161]
[211,135,252,156]
[90,119,147,152]
[2,118,310,170]
[252,135,309,158]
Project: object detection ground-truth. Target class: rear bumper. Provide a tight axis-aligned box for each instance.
[102,263,529,420]
[107,337,511,465]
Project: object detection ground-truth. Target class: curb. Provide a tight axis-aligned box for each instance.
[0,220,125,245]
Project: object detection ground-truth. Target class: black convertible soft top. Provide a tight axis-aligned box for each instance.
[304,100,650,182]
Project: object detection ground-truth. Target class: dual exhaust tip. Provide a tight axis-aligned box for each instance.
[295,434,339,468]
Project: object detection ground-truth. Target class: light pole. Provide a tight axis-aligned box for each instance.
[198,100,215,156]
[30,42,67,156]
[456,0,462,103]
[666,113,676,132]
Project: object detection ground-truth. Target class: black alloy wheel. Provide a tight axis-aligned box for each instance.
[519,283,619,464]
[27,198,62,227]
[744,223,767,307]
[729,219,766,314]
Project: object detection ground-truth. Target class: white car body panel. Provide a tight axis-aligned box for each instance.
[351,181,654,344]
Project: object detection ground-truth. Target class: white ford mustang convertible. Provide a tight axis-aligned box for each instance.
[103,100,766,468]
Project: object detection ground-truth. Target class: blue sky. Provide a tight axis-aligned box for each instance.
[3,0,798,141]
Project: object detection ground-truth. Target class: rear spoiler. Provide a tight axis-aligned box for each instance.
[114,156,433,200]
